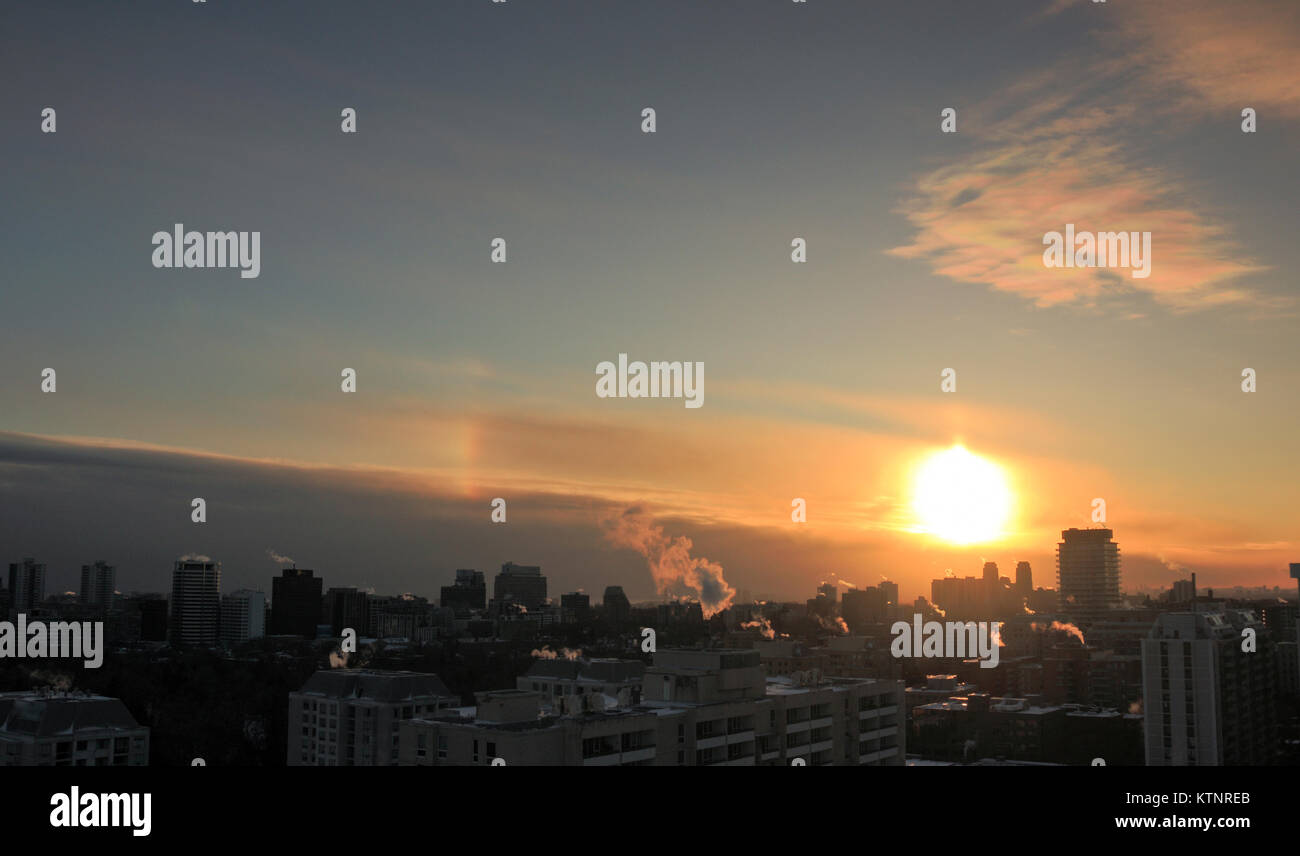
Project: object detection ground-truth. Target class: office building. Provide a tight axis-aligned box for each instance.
[271,567,323,638]
[324,587,369,636]
[439,570,485,616]
[170,559,221,646]
[603,586,632,624]
[220,589,266,645]
[560,592,591,624]
[493,562,547,612]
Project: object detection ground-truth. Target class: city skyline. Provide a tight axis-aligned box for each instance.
[4,1,1300,638]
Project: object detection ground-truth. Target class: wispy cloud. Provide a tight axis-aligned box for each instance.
[889,0,1287,312]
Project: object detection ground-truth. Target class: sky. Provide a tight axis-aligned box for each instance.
[1,0,1298,606]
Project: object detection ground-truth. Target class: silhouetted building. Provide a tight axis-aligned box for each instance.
[271,567,323,638]
[368,595,441,641]
[879,580,899,607]
[323,587,369,636]
[493,562,547,612]
[1057,529,1121,622]
[603,586,631,624]
[560,592,591,624]
[79,560,116,610]
[1015,561,1032,595]
[930,575,989,618]
[440,570,486,616]
[7,558,46,616]
[983,562,999,588]
[136,595,168,642]
[842,587,887,630]
[170,559,221,646]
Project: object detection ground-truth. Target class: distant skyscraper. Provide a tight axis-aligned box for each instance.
[79,560,116,609]
[842,587,886,629]
[272,568,323,637]
[982,562,999,588]
[1014,561,1032,594]
[170,559,221,646]
[560,592,591,623]
[603,586,632,624]
[439,569,486,616]
[1141,611,1276,765]
[493,562,547,611]
[221,589,266,645]
[1057,528,1121,622]
[818,583,838,604]
[7,558,46,615]
[324,586,369,635]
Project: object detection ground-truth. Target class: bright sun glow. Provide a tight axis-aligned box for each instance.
[911,445,1013,544]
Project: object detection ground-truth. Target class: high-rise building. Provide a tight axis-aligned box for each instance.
[1015,561,1032,594]
[982,562,999,588]
[493,562,547,612]
[603,586,632,624]
[818,583,838,604]
[7,558,46,615]
[118,593,168,643]
[930,575,989,618]
[560,592,591,624]
[324,586,369,636]
[1141,610,1277,766]
[79,560,116,610]
[879,580,899,607]
[288,669,458,766]
[271,567,323,638]
[170,559,221,646]
[1057,528,1121,622]
[842,587,887,630]
[439,569,486,616]
[220,589,267,645]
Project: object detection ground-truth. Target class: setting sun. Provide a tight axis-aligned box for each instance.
[911,445,1013,544]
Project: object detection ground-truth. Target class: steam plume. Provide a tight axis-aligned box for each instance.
[603,507,735,618]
